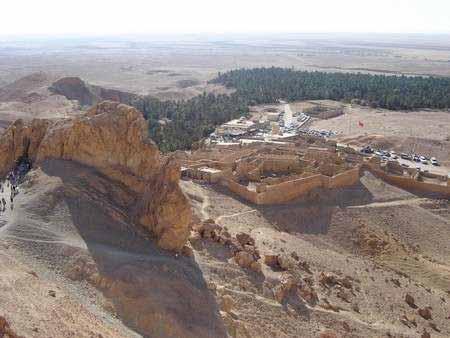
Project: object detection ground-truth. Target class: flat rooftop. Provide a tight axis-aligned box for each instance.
[199,167,222,174]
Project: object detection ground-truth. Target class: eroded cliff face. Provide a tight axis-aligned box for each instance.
[0,100,191,251]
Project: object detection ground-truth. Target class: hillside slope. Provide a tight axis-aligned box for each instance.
[180,171,450,338]
[0,160,225,337]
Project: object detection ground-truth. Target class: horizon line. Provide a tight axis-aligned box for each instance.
[1,31,450,40]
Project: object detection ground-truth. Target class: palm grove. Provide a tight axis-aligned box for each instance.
[136,67,450,152]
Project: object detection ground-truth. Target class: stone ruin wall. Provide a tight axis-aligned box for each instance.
[219,166,362,205]
[257,174,327,204]
[363,164,450,199]
[221,177,259,203]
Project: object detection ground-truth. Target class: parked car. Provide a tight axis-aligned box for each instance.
[421,159,428,165]
[401,153,411,160]
[361,146,374,154]
[431,159,439,166]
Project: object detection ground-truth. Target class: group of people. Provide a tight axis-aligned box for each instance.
[0,171,20,212]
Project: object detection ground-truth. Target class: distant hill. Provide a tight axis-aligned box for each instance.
[50,77,140,107]
[0,72,55,103]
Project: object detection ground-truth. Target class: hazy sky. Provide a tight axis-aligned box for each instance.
[1,0,450,36]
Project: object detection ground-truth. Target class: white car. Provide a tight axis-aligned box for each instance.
[431,159,439,166]
[421,159,428,165]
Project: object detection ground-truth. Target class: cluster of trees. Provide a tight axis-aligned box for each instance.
[128,67,450,152]
[211,67,450,110]
[137,93,248,152]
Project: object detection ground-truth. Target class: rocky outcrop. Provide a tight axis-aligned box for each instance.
[50,77,141,107]
[49,77,95,106]
[136,157,192,251]
[0,101,191,251]
[36,101,161,193]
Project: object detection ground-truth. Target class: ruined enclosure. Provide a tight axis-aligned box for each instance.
[179,136,363,204]
[179,133,450,204]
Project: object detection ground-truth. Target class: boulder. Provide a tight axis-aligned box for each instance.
[418,307,432,320]
[235,232,255,246]
[319,272,339,287]
[243,245,260,260]
[277,255,295,271]
[197,220,221,239]
[421,329,431,338]
[181,245,194,257]
[249,261,262,273]
[405,294,416,308]
[273,272,297,303]
[297,284,318,305]
[234,251,255,269]
[264,254,280,269]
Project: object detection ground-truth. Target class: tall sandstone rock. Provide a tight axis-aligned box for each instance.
[0,101,191,251]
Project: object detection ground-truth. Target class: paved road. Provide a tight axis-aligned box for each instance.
[283,104,293,128]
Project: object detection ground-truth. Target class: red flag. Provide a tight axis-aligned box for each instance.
[358,121,364,127]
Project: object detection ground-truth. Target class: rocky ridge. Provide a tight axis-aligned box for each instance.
[50,77,140,107]
[0,100,191,251]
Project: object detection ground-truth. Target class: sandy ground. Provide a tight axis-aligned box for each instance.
[2,34,450,100]
[180,172,450,338]
[0,158,448,337]
[304,101,450,168]
[309,103,450,142]
[0,160,226,338]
